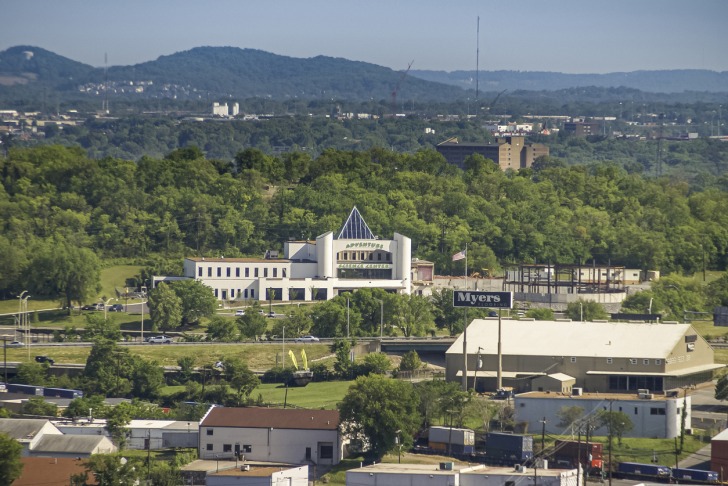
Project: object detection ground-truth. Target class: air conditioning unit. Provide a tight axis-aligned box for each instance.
[638,392,654,399]
[440,462,454,471]
[240,465,250,472]
[638,388,650,395]
[572,387,583,396]
[515,465,528,473]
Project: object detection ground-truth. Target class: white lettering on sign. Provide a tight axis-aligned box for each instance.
[456,292,502,304]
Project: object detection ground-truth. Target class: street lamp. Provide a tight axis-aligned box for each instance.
[346,296,350,339]
[395,429,402,463]
[102,297,117,321]
[474,347,484,393]
[377,299,384,338]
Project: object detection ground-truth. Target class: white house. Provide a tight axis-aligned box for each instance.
[199,406,345,466]
[514,391,691,439]
[0,418,116,457]
[175,207,415,302]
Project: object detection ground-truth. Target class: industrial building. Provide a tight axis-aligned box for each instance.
[172,207,421,302]
[435,135,549,171]
[445,319,722,393]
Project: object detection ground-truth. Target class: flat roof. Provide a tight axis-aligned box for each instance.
[186,257,290,263]
[517,391,673,401]
[210,466,303,477]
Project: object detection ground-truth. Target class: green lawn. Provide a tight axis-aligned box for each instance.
[250,381,353,409]
[4,342,334,370]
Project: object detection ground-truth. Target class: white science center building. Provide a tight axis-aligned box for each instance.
[180,207,413,302]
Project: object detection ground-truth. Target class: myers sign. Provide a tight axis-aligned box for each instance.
[453,291,513,309]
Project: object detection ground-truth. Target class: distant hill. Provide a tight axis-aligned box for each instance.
[0,45,467,103]
[409,69,728,93]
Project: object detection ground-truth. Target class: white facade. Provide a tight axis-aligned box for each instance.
[514,392,691,439]
[207,465,308,486]
[182,207,413,302]
[213,102,229,117]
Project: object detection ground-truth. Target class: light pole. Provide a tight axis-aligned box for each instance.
[21,294,31,360]
[282,325,286,369]
[102,297,116,321]
[579,302,583,322]
[474,347,483,393]
[346,296,350,339]
[377,299,384,338]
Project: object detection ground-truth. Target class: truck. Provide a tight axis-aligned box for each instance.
[616,462,671,481]
[7,383,43,396]
[672,467,719,483]
[485,432,533,465]
[43,387,84,399]
[428,426,475,454]
[493,387,514,400]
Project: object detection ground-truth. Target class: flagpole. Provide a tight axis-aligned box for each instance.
[462,243,468,392]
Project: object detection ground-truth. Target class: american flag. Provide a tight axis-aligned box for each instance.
[452,250,466,261]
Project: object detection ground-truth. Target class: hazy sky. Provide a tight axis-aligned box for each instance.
[3,0,727,73]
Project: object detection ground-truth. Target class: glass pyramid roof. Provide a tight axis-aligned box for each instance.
[337,206,375,240]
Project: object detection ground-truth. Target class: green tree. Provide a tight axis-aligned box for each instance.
[129,357,165,400]
[338,375,421,457]
[527,308,555,320]
[147,282,183,332]
[362,352,391,375]
[82,312,122,341]
[105,402,135,449]
[238,312,268,340]
[176,356,196,384]
[430,288,465,335]
[310,300,348,337]
[598,409,634,445]
[14,362,49,386]
[557,405,585,434]
[84,453,142,485]
[170,280,217,326]
[394,294,435,337]
[222,357,260,406]
[565,299,609,321]
[83,339,134,397]
[206,316,239,342]
[21,396,58,417]
[26,239,101,312]
[332,339,353,378]
[64,395,108,420]
[399,350,423,372]
[0,432,23,485]
[277,305,313,338]
[716,373,728,401]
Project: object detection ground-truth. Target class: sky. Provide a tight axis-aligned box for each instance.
[2,0,728,74]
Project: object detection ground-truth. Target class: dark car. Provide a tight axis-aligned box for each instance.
[109,303,124,312]
[81,304,97,311]
[35,355,55,365]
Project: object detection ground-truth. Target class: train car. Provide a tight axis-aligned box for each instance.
[6,383,44,396]
[485,432,533,466]
[672,467,719,484]
[43,387,84,399]
[616,462,672,483]
[552,440,603,475]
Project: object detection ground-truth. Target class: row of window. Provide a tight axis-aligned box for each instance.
[337,251,391,262]
[198,266,288,279]
[213,288,254,300]
[205,443,253,452]
[569,357,662,365]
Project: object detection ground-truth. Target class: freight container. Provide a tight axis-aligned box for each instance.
[485,432,533,465]
[672,468,719,483]
[428,427,475,455]
[616,462,671,481]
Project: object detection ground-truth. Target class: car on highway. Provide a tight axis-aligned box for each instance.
[35,355,55,365]
[147,335,173,344]
[235,309,245,316]
[7,340,24,348]
[294,335,320,343]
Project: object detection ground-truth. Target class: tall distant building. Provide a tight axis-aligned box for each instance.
[436,136,548,171]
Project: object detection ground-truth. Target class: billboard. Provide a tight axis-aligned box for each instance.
[452,291,513,309]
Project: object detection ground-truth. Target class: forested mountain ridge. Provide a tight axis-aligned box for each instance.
[1,144,727,303]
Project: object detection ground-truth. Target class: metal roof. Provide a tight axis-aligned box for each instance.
[447,319,696,359]
[33,434,113,453]
[0,419,57,441]
[336,206,375,240]
[200,407,340,431]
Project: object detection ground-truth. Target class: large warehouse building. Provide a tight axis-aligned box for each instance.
[445,319,722,393]
[178,207,416,302]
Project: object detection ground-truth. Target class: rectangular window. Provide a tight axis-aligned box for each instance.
[320,445,334,459]
[273,268,278,278]
[207,429,214,436]
[223,444,232,452]
[607,358,613,364]
[236,268,240,277]
[208,267,212,277]
[643,359,649,365]
[655,359,662,365]
[206,443,213,451]
[244,289,248,298]
[570,357,576,363]
[264,268,268,278]
[214,289,219,298]
[343,253,348,261]
[254,268,259,278]
[630,359,637,365]
[634,407,638,415]
[251,289,255,298]
[198,267,203,277]
[243,445,252,453]
[217,267,221,277]
[226,268,231,277]
[282,269,287,278]
[245,268,249,278]
[650,408,666,415]
[378,253,382,261]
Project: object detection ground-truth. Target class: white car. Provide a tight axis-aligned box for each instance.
[295,335,320,343]
[147,335,172,344]
[235,309,245,316]
[7,340,24,348]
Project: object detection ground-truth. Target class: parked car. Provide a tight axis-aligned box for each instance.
[7,340,24,348]
[147,335,172,344]
[109,304,124,312]
[35,355,55,365]
[235,309,245,316]
[295,335,320,343]
[81,304,98,311]
[488,310,498,317]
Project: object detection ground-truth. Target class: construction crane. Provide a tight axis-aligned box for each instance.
[488,89,507,112]
[391,60,414,114]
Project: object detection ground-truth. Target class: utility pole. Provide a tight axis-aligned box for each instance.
[608,400,613,486]
[540,417,547,454]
